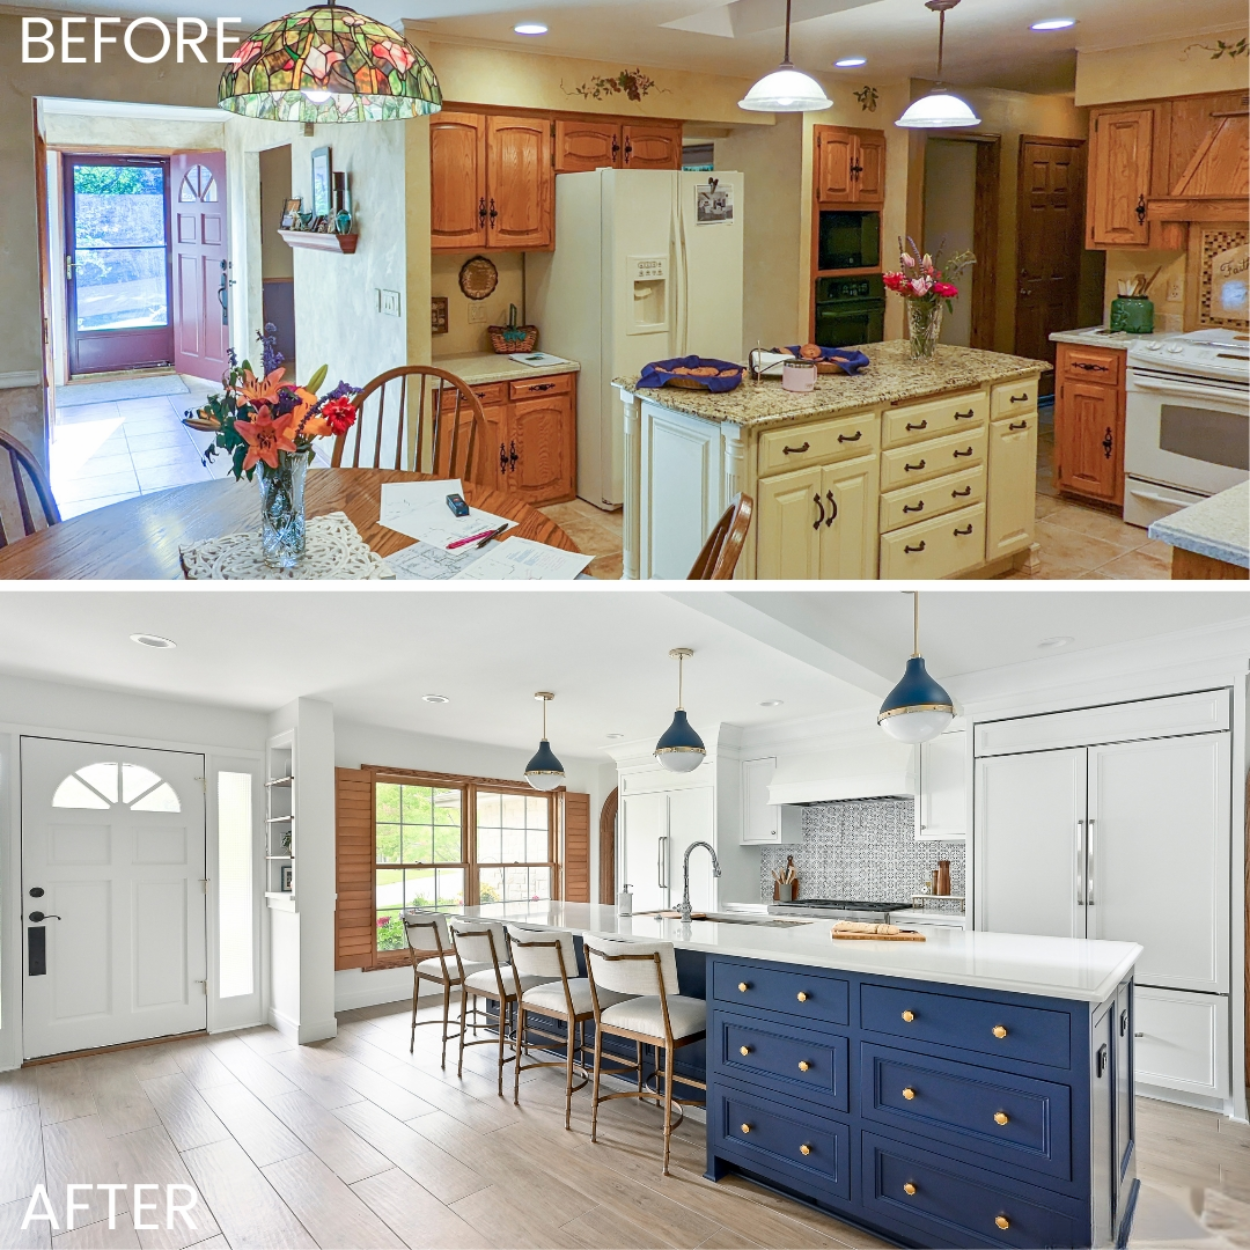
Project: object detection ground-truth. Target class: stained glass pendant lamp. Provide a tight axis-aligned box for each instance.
[525,693,566,792]
[877,592,955,744]
[895,0,980,129]
[218,1,442,123]
[739,0,833,113]
[655,648,707,773]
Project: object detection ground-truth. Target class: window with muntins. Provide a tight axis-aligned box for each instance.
[52,761,181,812]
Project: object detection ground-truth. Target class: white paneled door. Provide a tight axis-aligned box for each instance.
[22,738,207,1059]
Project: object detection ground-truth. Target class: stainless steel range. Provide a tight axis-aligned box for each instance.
[1124,328,1250,527]
[767,898,911,922]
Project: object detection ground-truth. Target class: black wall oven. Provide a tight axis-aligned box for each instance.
[814,274,885,348]
[818,209,880,271]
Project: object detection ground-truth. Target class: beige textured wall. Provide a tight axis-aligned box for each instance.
[1103,249,1187,330]
[259,146,294,282]
[431,251,525,357]
[42,114,225,150]
[1075,30,1250,107]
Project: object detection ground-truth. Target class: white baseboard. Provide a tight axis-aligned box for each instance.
[0,373,41,390]
[335,966,433,1012]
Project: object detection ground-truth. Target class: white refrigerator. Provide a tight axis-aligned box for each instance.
[528,168,745,509]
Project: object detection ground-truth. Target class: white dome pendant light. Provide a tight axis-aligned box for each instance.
[895,0,980,129]
[877,592,955,744]
[739,0,833,113]
[654,648,707,773]
[524,693,566,791]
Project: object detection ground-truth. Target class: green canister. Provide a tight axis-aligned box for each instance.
[1109,296,1154,334]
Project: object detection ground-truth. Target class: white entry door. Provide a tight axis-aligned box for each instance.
[22,738,207,1058]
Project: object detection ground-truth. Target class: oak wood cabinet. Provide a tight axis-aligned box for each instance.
[430,111,489,249]
[1054,343,1124,507]
[622,123,683,169]
[553,118,683,172]
[814,125,886,205]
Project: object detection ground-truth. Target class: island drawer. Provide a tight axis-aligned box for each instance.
[990,377,1038,418]
[879,464,986,533]
[711,960,849,1025]
[711,1081,852,1200]
[883,389,986,448]
[878,502,985,580]
[509,373,573,400]
[861,1043,1072,1181]
[757,411,878,477]
[712,1011,849,1112]
[860,983,1072,1069]
[879,425,987,491]
[862,1132,1080,1249]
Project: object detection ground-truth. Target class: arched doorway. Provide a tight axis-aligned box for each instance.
[599,787,618,904]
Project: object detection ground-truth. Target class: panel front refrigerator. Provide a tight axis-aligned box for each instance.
[528,168,744,509]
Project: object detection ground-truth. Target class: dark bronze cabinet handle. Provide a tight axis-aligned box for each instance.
[611,136,621,161]
[825,490,837,526]
[903,501,925,513]
[905,420,928,431]
[850,162,863,178]
[954,524,974,536]
[783,441,811,455]
[1010,393,1030,403]
[838,430,863,443]
[1073,361,1108,372]
[529,382,555,392]
[499,443,509,474]
[1103,427,1114,459]
[813,494,825,531]
[508,440,518,471]
[954,409,974,419]
[904,541,926,554]
[478,197,487,227]
[1009,420,1029,431]
[488,198,498,223]
[953,447,974,457]
[1135,193,1146,224]
[904,460,926,472]
[952,486,972,497]
[624,138,633,164]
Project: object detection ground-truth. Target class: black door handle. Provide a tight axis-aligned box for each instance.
[28,912,61,923]
[824,490,837,526]
[812,494,825,531]
[1096,1042,1109,1078]
[1119,1009,1128,1037]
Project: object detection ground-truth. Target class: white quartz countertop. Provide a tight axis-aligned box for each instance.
[451,902,1140,1004]
[1148,481,1250,569]
[431,352,580,386]
[1049,327,1177,350]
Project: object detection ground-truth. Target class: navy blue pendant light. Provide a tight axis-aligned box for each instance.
[525,692,566,791]
[878,592,954,743]
[655,648,706,773]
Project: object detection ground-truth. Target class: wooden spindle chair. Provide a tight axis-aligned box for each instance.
[331,365,491,484]
[0,430,60,548]
[688,492,753,579]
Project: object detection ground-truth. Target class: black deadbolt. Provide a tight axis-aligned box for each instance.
[29,887,44,897]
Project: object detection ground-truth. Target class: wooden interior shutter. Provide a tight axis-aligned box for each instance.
[563,791,591,903]
[335,767,376,970]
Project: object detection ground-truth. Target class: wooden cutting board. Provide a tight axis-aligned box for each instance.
[831,930,926,942]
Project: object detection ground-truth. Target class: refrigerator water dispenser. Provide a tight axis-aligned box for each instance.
[629,256,669,334]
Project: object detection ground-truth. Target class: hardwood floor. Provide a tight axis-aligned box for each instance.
[0,1001,1245,1249]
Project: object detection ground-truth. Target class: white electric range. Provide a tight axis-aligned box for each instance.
[1124,328,1250,527]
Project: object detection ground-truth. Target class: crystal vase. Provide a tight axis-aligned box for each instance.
[909,300,944,359]
[258,453,308,569]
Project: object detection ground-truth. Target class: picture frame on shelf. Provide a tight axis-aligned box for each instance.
[311,146,332,218]
[280,865,293,892]
[280,197,302,228]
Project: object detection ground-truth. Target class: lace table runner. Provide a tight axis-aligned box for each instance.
[180,511,394,580]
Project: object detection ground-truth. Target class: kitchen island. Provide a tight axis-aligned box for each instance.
[613,342,1047,580]
[454,902,1141,1249]
[1148,481,1250,580]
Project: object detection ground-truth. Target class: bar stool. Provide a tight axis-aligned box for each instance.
[402,910,490,1067]
[584,938,707,1175]
[449,917,556,1097]
[507,926,635,1129]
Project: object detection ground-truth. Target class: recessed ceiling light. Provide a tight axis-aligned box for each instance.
[422,694,450,704]
[606,732,626,740]
[1030,17,1075,30]
[130,633,176,649]
[514,22,547,35]
[759,699,784,707]
[834,56,867,67]
[1037,636,1074,650]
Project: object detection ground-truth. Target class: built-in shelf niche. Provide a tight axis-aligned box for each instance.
[264,734,295,905]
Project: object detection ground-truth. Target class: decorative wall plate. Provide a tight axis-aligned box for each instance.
[459,255,499,301]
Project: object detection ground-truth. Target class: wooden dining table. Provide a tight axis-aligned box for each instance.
[0,469,579,580]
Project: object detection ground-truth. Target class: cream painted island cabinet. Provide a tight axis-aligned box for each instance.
[614,342,1046,579]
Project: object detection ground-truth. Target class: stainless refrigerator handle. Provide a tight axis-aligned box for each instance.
[1086,818,1095,907]
[1075,820,1086,906]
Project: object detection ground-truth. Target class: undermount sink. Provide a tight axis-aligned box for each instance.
[639,910,811,927]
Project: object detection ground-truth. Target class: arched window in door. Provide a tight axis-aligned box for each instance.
[178,164,218,203]
[52,761,182,812]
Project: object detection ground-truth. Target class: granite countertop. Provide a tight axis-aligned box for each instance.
[1049,327,1178,350]
[432,352,580,386]
[614,342,1050,430]
[451,902,1141,1003]
[1147,481,1250,569]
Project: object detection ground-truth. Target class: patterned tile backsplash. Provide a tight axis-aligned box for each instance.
[758,798,965,911]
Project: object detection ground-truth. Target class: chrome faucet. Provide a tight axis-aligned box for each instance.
[679,840,722,924]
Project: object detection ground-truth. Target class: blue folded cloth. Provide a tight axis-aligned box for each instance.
[637,356,743,392]
[780,347,871,374]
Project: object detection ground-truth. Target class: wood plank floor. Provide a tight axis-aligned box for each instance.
[1,999,1245,1249]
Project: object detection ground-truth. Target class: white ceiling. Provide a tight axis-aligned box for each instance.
[0,588,1243,759]
[13,0,1247,94]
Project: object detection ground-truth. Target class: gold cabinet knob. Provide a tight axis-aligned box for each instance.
[902,1087,916,1100]
[992,1025,1008,1039]
[738,982,749,993]
[800,1144,811,1156]
[995,1216,1010,1230]
[740,1123,751,1134]
[903,1183,917,1196]
[798,1060,810,1072]
[740,1045,751,1057]
[796,991,808,1002]
[901,1010,915,1022]
[994,1111,1009,1125]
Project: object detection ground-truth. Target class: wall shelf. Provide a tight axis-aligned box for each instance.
[278,229,358,255]
[266,736,295,902]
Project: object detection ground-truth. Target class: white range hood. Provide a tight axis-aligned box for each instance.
[766,737,917,807]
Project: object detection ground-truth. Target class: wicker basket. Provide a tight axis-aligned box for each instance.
[488,304,538,354]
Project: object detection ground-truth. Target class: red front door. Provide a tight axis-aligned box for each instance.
[171,151,230,381]
[63,155,175,375]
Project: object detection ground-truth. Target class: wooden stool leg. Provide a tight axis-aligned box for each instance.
[496,996,507,1097]
[662,1043,675,1177]
[635,1040,643,1093]
[410,975,420,1053]
[591,1027,604,1144]
[564,1015,576,1130]
[440,978,452,1068]
[514,1005,525,1106]
[457,986,469,1079]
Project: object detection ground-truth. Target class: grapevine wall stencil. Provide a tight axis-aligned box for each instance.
[564,69,669,102]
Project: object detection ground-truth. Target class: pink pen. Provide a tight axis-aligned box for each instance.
[447,525,502,550]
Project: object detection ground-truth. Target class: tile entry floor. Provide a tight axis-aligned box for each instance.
[0,999,1245,1249]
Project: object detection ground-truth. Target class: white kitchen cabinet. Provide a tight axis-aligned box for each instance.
[620,790,668,912]
[916,728,967,841]
[740,756,802,845]
[1134,987,1230,1099]
[620,775,717,911]
[667,786,717,912]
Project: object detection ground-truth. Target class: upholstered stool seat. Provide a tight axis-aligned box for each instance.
[600,994,706,1040]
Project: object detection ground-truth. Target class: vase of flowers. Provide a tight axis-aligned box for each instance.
[185,327,358,569]
[882,238,976,360]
